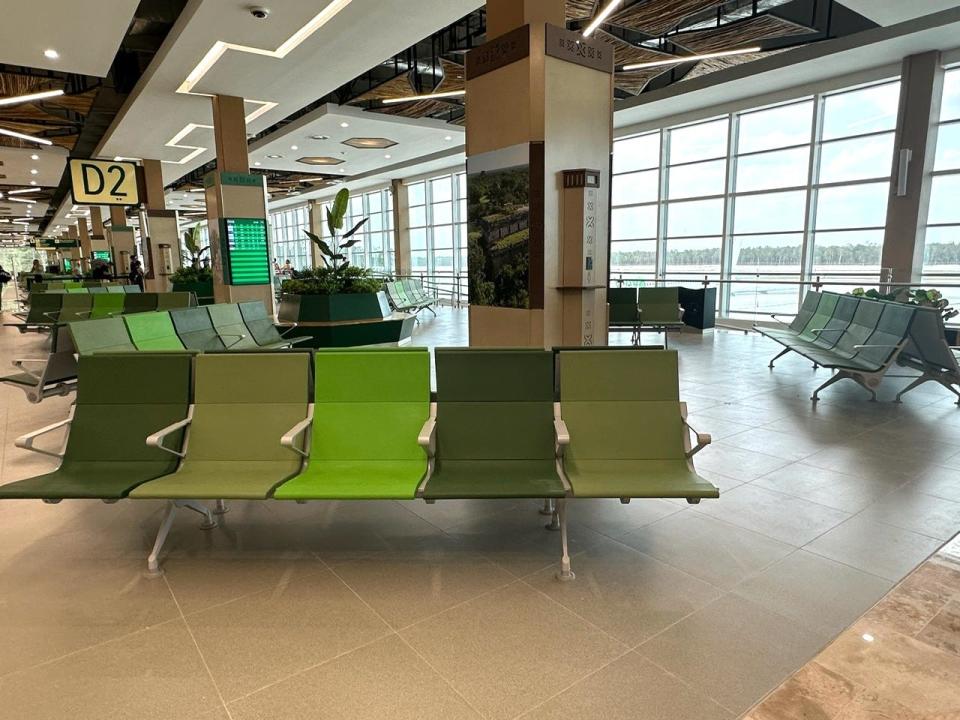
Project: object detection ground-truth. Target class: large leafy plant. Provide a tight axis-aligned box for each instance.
[851,287,958,322]
[304,188,367,274]
[181,224,209,269]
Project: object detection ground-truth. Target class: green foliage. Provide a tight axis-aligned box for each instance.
[170,265,213,284]
[851,287,958,321]
[281,264,383,296]
[181,225,209,269]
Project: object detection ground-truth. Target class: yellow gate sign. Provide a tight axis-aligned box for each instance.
[69,159,139,205]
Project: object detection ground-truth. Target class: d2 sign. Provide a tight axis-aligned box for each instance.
[69,159,139,205]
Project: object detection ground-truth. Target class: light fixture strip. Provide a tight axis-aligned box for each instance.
[622,46,763,70]
[8,187,41,195]
[583,0,622,38]
[8,197,37,204]
[382,89,466,105]
[0,89,64,107]
[0,127,53,146]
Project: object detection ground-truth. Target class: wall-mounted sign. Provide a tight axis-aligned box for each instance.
[466,25,530,80]
[220,218,270,286]
[69,159,139,206]
[545,25,614,74]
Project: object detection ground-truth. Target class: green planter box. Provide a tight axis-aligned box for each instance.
[278,291,390,323]
[172,280,215,305]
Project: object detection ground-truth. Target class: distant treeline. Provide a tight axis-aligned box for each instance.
[611,242,960,266]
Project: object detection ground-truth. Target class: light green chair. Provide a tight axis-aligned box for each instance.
[124,312,186,351]
[89,292,126,319]
[66,317,137,354]
[207,304,259,349]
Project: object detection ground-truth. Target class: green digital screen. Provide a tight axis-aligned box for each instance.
[92,250,111,262]
[222,218,270,286]
[62,258,73,271]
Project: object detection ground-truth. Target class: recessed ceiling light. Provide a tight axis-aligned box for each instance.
[311,134,330,140]
[384,154,391,159]
[43,49,59,60]
[296,156,345,166]
[342,137,397,149]
[291,145,298,150]
[267,154,283,159]
[340,122,350,128]
[444,135,453,141]
[30,168,38,174]
[30,154,39,160]
[29,180,37,186]
[254,161,262,166]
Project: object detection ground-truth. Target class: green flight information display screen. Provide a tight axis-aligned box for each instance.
[222,217,270,286]
[92,250,111,262]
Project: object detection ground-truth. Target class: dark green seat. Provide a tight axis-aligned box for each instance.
[802,294,859,351]
[106,285,126,294]
[122,292,158,314]
[0,328,77,403]
[207,304,258,349]
[169,307,227,351]
[421,348,565,499]
[157,292,195,311]
[238,301,308,348]
[131,353,311,499]
[0,354,191,499]
[637,287,684,329]
[88,286,108,294]
[124,312,186,351]
[607,287,639,327]
[57,293,94,323]
[89,292,126,319]
[804,300,884,365]
[122,285,143,293]
[556,349,717,501]
[896,306,960,404]
[275,349,431,500]
[66,317,137,355]
[762,291,822,341]
[66,287,88,294]
[3,292,61,330]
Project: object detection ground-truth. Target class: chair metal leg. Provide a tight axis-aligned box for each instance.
[181,500,218,530]
[213,499,229,515]
[894,376,932,403]
[811,372,844,402]
[146,502,179,576]
[555,499,575,582]
[768,348,790,369]
[539,498,553,516]
[545,506,560,531]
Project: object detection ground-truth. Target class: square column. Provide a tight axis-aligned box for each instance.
[140,159,183,292]
[106,205,136,275]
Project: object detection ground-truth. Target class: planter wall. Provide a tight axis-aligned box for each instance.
[278,291,390,323]
[172,280,215,305]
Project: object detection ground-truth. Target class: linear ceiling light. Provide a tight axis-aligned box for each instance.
[8,187,41,195]
[583,0,622,37]
[0,127,53,145]
[382,90,466,105]
[8,197,37,204]
[622,46,763,70]
[0,89,64,107]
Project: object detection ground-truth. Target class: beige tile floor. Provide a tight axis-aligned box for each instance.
[1,295,960,719]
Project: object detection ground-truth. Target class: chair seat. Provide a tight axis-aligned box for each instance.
[0,461,174,499]
[274,459,426,500]
[422,459,565,499]
[129,460,299,500]
[565,459,719,499]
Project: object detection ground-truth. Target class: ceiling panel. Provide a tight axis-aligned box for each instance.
[609,0,720,35]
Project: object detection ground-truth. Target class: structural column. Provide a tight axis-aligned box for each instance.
[106,205,136,275]
[391,179,411,276]
[204,94,274,310]
[141,159,182,291]
[465,0,613,346]
[881,51,945,287]
[65,226,82,271]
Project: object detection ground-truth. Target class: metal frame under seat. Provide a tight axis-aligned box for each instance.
[2,351,77,403]
[809,340,909,402]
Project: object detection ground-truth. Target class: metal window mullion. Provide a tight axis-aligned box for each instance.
[720,112,738,316]
[657,129,669,284]
[800,93,825,303]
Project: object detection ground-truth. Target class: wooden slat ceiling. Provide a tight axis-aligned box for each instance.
[0,72,92,150]
[610,0,720,35]
[349,58,465,118]
[596,30,674,96]
[673,14,812,53]
[566,0,598,21]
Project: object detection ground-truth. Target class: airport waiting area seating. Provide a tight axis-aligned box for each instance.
[607,287,685,347]
[0,348,718,578]
[3,291,194,332]
[896,306,960,405]
[384,279,438,317]
[757,290,925,401]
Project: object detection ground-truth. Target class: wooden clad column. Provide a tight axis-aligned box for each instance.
[392,179,411,276]
[66,225,82,270]
[141,159,182,291]
[205,94,274,311]
[466,0,613,347]
[107,205,136,275]
[78,217,92,259]
[87,206,110,259]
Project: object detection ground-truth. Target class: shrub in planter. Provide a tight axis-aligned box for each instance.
[851,287,958,323]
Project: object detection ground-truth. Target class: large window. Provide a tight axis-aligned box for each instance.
[315,187,396,272]
[269,206,310,271]
[406,172,467,299]
[925,66,960,282]
[611,78,900,316]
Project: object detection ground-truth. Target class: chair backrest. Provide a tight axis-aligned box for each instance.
[238,301,284,346]
[277,294,301,324]
[88,286,108,294]
[207,303,258,349]
[186,353,311,469]
[82,280,103,288]
[32,282,48,293]
[122,292,159,314]
[638,287,681,324]
[123,285,142,293]
[89,293,126,319]
[106,285,126,294]
[67,317,137,354]
[123,312,186,351]
[832,299,884,357]
[169,307,227,351]
[66,287,88,294]
[791,292,822,332]
[62,353,192,473]
[47,281,65,290]
[157,292,195,311]
[811,293,859,349]
[311,349,430,461]
[26,292,62,323]
[901,306,960,377]
[435,348,554,461]
[799,292,840,342]
[559,349,685,461]
[607,287,639,324]
[855,302,916,369]
[64,281,83,290]
[58,293,94,322]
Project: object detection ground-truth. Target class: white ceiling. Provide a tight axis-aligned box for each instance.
[0,0,139,77]
[841,0,960,26]
[0,146,67,234]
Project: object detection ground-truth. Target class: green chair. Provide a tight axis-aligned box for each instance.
[65,317,137,355]
[122,292,159,314]
[124,312,186,351]
[169,307,227,351]
[131,352,311,501]
[106,285,126,294]
[207,304,258,349]
[31,282,48,293]
[47,281,65,291]
[420,348,566,500]
[66,287,88,294]
[64,281,83,290]
[0,353,192,500]
[0,325,77,403]
[637,287,685,346]
[3,292,62,331]
[804,294,859,351]
[556,349,717,502]
[762,291,822,341]
[238,301,308,349]
[88,286,108,294]
[57,293,94,323]
[122,285,143,293]
[83,280,104,288]
[274,349,432,500]
[607,287,640,326]
[157,292,195,311]
[896,306,960,405]
[89,292,126,319]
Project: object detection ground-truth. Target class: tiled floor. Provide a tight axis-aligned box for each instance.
[745,533,960,719]
[2,297,960,719]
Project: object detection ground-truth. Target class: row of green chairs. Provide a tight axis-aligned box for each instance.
[384,279,438,316]
[4,291,194,332]
[61,301,308,355]
[757,291,918,401]
[608,287,686,347]
[31,281,131,293]
[3,348,717,577]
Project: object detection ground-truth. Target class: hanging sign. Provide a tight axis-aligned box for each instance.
[69,159,140,206]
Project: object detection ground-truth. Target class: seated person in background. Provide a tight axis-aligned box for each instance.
[31,259,43,283]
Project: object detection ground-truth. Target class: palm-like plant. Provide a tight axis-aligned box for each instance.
[303,188,367,275]
[181,224,209,269]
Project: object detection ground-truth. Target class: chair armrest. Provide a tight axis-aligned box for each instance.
[554,418,570,458]
[12,358,46,381]
[146,417,192,457]
[810,327,843,336]
[15,416,74,458]
[281,411,313,459]
[683,418,712,458]
[853,344,901,349]
[278,323,299,337]
[768,313,792,328]
[221,333,247,349]
[418,415,437,457]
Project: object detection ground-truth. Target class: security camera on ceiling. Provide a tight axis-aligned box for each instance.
[248,6,270,19]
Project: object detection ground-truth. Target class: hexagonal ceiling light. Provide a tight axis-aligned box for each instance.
[296,156,345,166]
[341,137,397,149]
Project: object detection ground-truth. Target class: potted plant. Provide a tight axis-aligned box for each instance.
[172,225,214,302]
[851,287,959,323]
[277,188,388,323]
